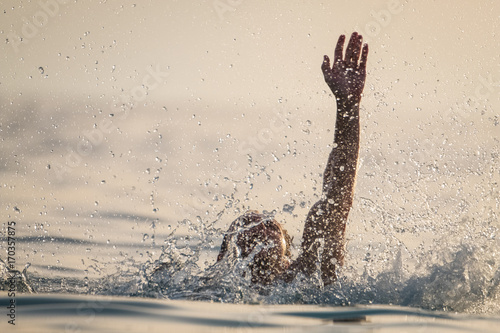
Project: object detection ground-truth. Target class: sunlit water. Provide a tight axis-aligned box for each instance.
[2,225,500,332]
[2,213,500,313]
[2,1,500,331]
[1,96,500,331]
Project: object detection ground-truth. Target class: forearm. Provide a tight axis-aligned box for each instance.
[322,98,360,200]
[317,97,360,284]
[335,98,360,147]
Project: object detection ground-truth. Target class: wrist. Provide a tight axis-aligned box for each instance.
[336,95,361,110]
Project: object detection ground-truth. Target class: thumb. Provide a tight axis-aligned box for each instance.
[322,55,331,73]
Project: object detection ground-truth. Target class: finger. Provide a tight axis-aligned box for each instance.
[359,43,369,73]
[344,32,358,64]
[322,55,331,73]
[334,34,345,64]
[351,34,363,65]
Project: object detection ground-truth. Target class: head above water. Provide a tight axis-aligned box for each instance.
[217,210,292,284]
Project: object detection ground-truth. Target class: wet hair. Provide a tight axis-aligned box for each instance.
[217,210,292,284]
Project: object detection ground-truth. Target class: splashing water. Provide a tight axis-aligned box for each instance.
[0,258,36,294]
[1,188,499,315]
[2,145,500,314]
[8,213,498,316]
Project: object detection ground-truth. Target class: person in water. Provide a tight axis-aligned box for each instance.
[216,32,369,286]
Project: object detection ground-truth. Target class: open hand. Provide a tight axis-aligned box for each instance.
[322,32,368,103]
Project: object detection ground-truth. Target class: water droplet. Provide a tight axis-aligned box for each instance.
[283,204,295,213]
[38,67,44,74]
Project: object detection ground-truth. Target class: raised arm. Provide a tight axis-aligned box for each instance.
[290,32,368,285]
[322,32,367,204]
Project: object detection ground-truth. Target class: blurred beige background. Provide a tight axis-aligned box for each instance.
[1,0,499,279]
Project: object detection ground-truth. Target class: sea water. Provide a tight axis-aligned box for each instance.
[1,132,500,331]
[1,208,500,332]
[1,78,499,332]
[2,294,500,333]
[1,112,499,333]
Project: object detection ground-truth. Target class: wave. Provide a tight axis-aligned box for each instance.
[2,220,499,315]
